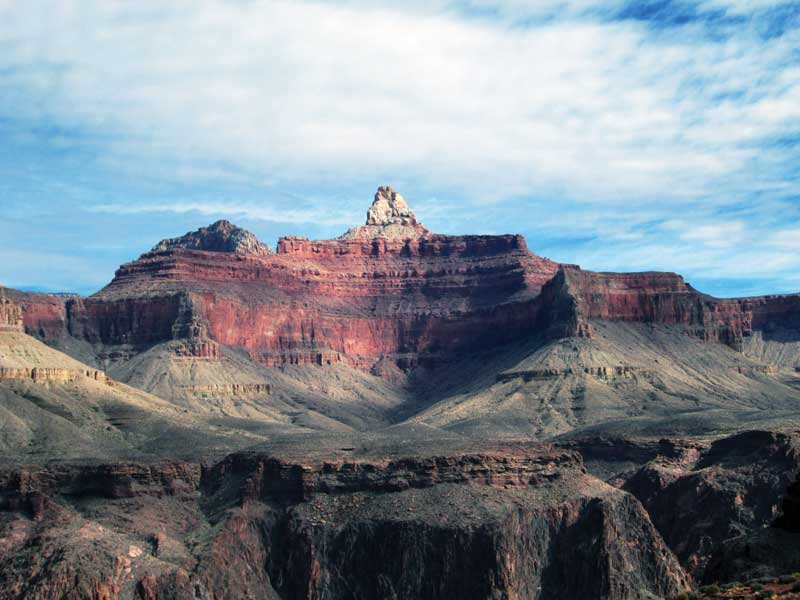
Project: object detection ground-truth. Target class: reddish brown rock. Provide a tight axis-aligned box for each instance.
[537,266,800,351]
[28,188,562,371]
[0,287,72,343]
[0,440,689,600]
[5,187,800,378]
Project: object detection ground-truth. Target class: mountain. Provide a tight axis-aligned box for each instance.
[6,186,800,438]
[3,186,800,599]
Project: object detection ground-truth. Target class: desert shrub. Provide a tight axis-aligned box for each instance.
[779,575,797,584]
[700,584,721,595]
[751,583,764,591]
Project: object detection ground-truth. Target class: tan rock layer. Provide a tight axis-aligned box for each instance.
[497,365,653,382]
[181,383,270,396]
[0,367,107,383]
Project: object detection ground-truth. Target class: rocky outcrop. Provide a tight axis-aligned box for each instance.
[204,444,583,501]
[181,383,270,397]
[0,442,689,600]
[5,187,800,379]
[622,430,800,579]
[0,367,107,383]
[151,219,272,256]
[20,188,561,372]
[339,185,430,240]
[497,365,653,382]
[0,287,72,342]
[537,266,800,352]
[702,466,800,582]
[0,293,22,332]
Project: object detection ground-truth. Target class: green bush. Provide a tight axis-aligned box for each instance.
[700,584,721,595]
[751,583,764,591]
[778,574,797,584]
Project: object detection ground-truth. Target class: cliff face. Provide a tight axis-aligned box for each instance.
[536,267,800,353]
[621,430,800,579]
[6,187,800,380]
[0,441,689,600]
[0,293,23,332]
[13,188,561,371]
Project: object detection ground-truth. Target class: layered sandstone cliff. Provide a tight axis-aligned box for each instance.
[0,439,689,600]
[11,188,562,371]
[0,293,22,332]
[5,187,800,381]
[534,266,800,353]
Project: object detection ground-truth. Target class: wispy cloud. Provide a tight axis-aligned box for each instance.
[0,0,797,295]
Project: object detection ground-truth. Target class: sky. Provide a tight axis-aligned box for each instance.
[0,0,798,297]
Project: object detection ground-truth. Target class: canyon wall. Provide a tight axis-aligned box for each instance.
[535,266,800,352]
[0,443,689,600]
[4,188,800,375]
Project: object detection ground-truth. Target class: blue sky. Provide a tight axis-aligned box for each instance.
[0,0,798,296]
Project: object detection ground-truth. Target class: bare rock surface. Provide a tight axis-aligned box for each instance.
[0,435,689,600]
[3,187,800,597]
[339,185,431,239]
[151,219,273,256]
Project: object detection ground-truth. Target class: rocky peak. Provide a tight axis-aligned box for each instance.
[340,186,431,240]
[366,186,418,227]
[151,220,272,256]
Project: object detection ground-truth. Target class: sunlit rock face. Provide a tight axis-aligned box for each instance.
[6,185,800,376]
[151,219,273,256]
[10,187,559,371]
[339,185,431,240]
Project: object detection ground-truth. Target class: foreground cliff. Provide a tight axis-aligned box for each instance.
[0,436,688,600]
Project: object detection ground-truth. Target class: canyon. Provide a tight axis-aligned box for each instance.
[2,186,800,599]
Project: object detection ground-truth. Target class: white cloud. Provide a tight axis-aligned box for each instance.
[771,229,800,250]
[89,200,355,227]
[0,0,797,295]
[1,0,797,203]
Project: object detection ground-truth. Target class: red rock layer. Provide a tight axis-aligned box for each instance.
[0,288,72,342]
[47,231,562,369]
[538,266,800,350]
[5,218,800,372]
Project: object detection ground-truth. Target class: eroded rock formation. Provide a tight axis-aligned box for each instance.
[0,440,689,600]
[152,219,273,256]
[340,185,430,240]
[7,187,800,380]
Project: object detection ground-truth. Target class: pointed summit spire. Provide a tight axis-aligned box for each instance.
[340,186,430,240]
[365,186,419,227]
